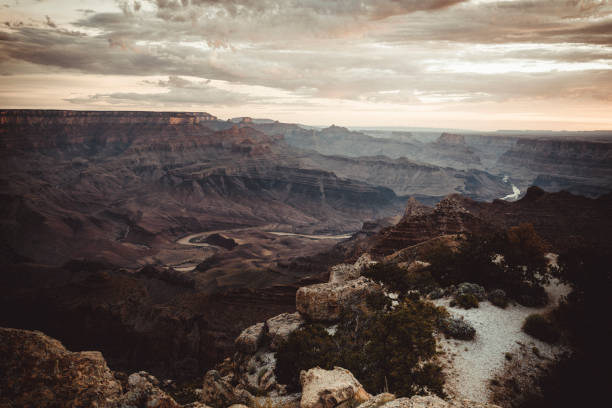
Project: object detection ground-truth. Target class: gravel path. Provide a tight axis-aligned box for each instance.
[433,281,570,403]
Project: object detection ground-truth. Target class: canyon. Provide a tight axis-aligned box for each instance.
[1,110,612,402]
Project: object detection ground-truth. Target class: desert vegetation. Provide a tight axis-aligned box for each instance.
[275,297,447,398]
[424,223,551,306]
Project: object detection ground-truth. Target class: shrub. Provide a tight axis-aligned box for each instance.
[488,289,508,308]
[454,293,479,309]
[522,314,560,343]
[275,298,446,398]
[363,262,436,295]
[513,282,548,307]
[274,324,336,391]
[455,282,486,300]
[440,316,476,340]
[424,226,551,304]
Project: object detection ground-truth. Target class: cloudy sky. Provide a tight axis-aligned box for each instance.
[1,0,611,130]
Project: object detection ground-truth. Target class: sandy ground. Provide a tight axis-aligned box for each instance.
[433,280,570,403]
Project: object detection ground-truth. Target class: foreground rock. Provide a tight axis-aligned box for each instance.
[329,254,376,284]
[296,277,383,322]
[235,351,281,395]
[121,371,181,408]
[379,395,500,408]
[300,367,371,408]
[267,312,305,351]
[0,327,182,408]
[201,370,253,408]
[0,327,123,407]
[235,322,266,354]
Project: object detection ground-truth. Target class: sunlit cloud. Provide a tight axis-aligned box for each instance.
[0,0,611,130]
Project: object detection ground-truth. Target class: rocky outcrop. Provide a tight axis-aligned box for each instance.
[266,312,305,351]
[371,197,493,256]
[0,327,181,408]
[235,351,281,395]
[300,367,371,408]
[201,370,254,408]
[378,395,500,408]
[496,138,612,197]
[0,327,123,407]
[235,322,266,354]
[119,371,181,408]
[328,253,375,284]
[296,277,383,322]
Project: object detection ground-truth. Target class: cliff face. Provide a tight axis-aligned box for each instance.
[368,186,612,257]
[495,138,612,196]
[370,197,494,256]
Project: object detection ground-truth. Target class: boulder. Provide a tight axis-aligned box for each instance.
[119,371,180,408]
[300,367,371,408]
[253,394,301,408]
[201,370,253,408]
[0,327,123,408]
[235,322,266,354]
[357,393,396,408]
[296,277,383,322]
[183,403,213,408]
[379,396,501,408]
[236,351,282,395]
[266,312,305,351]
[329,254,375,284]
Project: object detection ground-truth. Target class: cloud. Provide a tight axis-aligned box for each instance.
[66,75,255,106]
[0,0,611,127]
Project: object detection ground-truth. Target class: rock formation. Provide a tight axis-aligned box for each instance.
[0,327,181,408]
[296,276,383,322]
[300,367,371,408]
[266,312,305,351]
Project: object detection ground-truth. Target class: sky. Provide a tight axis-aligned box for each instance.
[1,0,611,130]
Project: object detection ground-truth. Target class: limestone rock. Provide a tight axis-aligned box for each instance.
[300,367,371,408]
[183,403,213,408]
[357,393,396,408]
[296,277,383,322]
[235,322,266,354]
[379,396,501,408]
[0,327,123,408]
[201,370,253,408]
[266,312,304,351]
[235,351,281,395]
[253,394,301,408]
[329,254,376,284]
[118,371,180,408]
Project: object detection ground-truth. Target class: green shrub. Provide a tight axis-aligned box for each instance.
[522,314,560,343]
[424,226,551,303]
[488,289,508,308]
[454,293,479,309]
[275,298,446,398]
